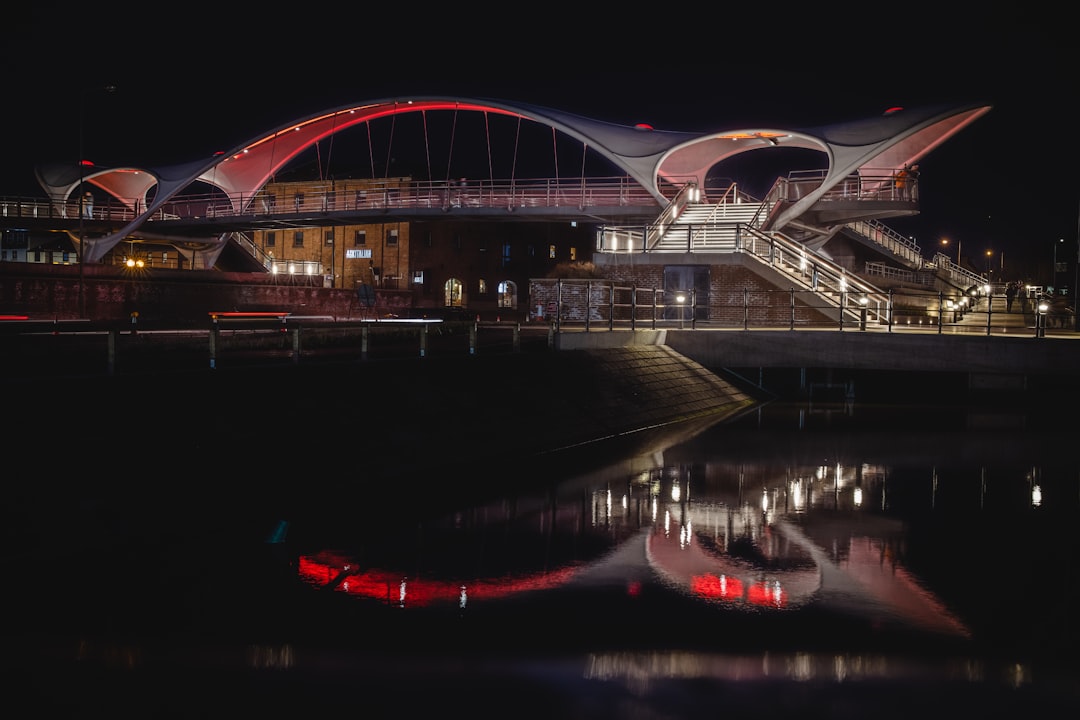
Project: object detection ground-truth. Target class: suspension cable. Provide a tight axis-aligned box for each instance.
[384,106,397,178]
[580,142,588,199]
[422,110,432,181]
[484,112,493,181]
[445,106,458,184]
[511,118,520,194]
[323,110,339,181]
[551,126,559,185]
[366,122,375,178]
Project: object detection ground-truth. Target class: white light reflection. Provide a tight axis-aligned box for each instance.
[1031,484,1042,507]
[761,489,768,513]
[459,585,467,609]
[679,521,693,549]
[671,483,681,502]
[854,487,863,507]
[791,478,805,512]
[399,577,407,607]
[664,509,671,537]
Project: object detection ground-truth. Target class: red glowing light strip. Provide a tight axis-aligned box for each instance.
[0,315,30,321]
[209,312,290,318]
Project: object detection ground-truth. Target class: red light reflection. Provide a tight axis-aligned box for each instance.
[298,552,583,608]
[691,573,744,601]
[746,580,787,608]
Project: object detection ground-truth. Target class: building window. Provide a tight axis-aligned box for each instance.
[354,230,366,246]
[386,228,399,246]
[324,191,336,210]
[294,193,304,211]
[293,231,304,248]
[354,190,366,209]
[325,230,334,246]
[549,244,556,259]
[266,231,276,248]
[570,246,577,261]
[478,279,487,294]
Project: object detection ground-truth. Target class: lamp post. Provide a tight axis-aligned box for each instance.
[1052,237,1064,293]
[941,237,960,266]
[985,249,993,283]
[77,84,117,319]
[676,292,686,329]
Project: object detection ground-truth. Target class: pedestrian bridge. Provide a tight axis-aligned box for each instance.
[21,96,989,269]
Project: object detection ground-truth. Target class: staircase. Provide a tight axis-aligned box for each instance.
[651,201,763,252]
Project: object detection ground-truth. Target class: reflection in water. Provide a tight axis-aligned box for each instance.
[291,397,1079,699]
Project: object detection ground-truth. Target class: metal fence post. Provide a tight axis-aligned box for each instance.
[585,281,592,332]
[556,279,563,333]
[790,289,795,331]
[608,281,614,331]
[887,289,894,333]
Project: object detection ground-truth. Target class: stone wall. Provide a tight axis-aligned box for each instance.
[0,263,414,324]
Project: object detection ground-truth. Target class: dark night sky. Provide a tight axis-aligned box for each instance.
[3,4,1075,280]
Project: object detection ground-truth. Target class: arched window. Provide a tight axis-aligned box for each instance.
[497,280,517,309]
[444,278,464,307]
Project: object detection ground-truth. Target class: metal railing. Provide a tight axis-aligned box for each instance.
[0,176,663,225]
[528,279,1072,338]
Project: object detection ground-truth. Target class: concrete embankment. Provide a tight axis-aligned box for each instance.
[11,345,760,519]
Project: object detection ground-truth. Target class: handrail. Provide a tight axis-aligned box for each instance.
[687,184,748,246]
[644,181,699,250]
[529,278,1065,337]
[846,218,923,266]
[1,176,664,225]
[737,224,889,325]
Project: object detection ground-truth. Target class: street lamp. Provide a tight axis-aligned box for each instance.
[941,237,960,266]
[985,249,993,283]
[1052,237,1065,292]
[675,292,686,329]
[77,83,117,319]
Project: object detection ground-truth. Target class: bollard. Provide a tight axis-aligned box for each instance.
[209,314,219,369]
[292,327,301,363]
[469,322,477,355]
[419,324,427,357]
[130,311,139,335]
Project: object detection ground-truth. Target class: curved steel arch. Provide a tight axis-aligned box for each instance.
[35,97,991,263]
